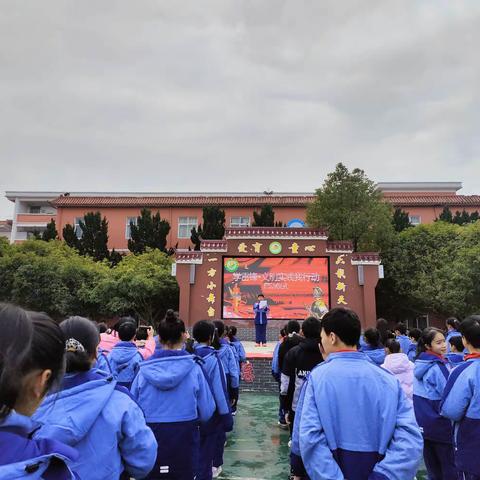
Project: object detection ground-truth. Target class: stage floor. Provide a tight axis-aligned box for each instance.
[244,341,275,359]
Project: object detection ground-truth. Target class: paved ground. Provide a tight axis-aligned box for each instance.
[220,392,427,480]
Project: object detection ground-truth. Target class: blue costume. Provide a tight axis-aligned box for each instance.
[94,347,111,373]
[445,352,464,369]
[299,351,423,480]
[131,350,216,479]
[33,369,156,480]
[413,352,457,479]
[0,411,78,480]
[194,345,233,480]
[107,341,143,389]
[253,302,269,344]
[359,345,386,365]
[441,355,480,478]
[396,334,413,355]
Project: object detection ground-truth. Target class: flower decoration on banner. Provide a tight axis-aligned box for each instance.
[288,242,299,254]
[335,255,348,305]
[238,242,248,253]
[252,242,262,253]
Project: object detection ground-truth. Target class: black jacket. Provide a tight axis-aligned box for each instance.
[277,332,303,374]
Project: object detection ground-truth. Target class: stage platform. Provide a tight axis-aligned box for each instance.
[244,340,275,359]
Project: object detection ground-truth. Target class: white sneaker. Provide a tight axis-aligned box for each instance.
[212,466,223,478]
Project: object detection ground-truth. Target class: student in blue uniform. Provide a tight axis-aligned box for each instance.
[107,320,144,389]
[227,325,246,414]
[441,315,480,479]
[0,304,78,480]
[359,327,386,365]
[407,328,421,362]
[132,310,215,480]
[445,335,465,369]
[445,317,462,353]
[299,307,423,480]
[394,322,412,354]
[413,327,457,480]
[272,326,288,428]
[34,315,157,480]
[193,320,234,480]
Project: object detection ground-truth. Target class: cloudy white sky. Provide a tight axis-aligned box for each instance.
[1,1,480,218]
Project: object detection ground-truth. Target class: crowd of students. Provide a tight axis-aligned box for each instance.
[271,311,480,480]
[0,304,246,480]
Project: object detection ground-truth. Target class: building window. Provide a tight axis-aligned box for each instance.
[409,215,421,226]
[74,217,83,239]
[230,216,250,228]
[29,206,41,214]
[126,217,138,239]
[178,217,197,238]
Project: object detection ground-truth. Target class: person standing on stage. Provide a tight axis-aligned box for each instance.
[253,294,269,347]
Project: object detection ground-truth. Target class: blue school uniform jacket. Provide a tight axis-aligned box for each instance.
[131,350,215,479]
[441,356,480,475]
[445,352,464,369]
[272,341,282,380]
[33,370,157,480]
[299,351,423,480]
[0,411,78,480]
[230,337,246,364]
[218,340,240,389]
[413,352,452,443]
[94,348,111,373]
[407,343,417,362]
[253,302,269,325]
[396,335,412,355]
[194,345,234,434]
[360,345,386,366]
[107,341,143,388]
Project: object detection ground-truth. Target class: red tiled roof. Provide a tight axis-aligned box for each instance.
[51,193,480,208]
[225,227,328,239]
[51,195,314,208]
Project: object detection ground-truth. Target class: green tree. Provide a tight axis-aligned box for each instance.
[190,207,225,250]
[78,212,110,261]
[92,249,179,324]
[392,208,412,232]
[253,205,275,227]
[63,223,79,249]
[438,207,453,223]
[306,163,394,251]
[128,209,171,254]
[42,219,58,241]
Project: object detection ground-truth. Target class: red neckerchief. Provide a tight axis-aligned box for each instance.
[465,353,480,361]
[335,349,358,353]
[426,350,446,361]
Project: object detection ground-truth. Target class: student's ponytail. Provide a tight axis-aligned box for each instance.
[227,326,237,342]
[446,317,460,331]
[211,327,221,350]
[0,304,65,421]
[417,327,444,357]
[61,316,100,373]
[158,309,186,346]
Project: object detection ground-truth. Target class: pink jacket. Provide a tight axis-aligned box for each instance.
[99,331,156,359]
[382,353,414,403]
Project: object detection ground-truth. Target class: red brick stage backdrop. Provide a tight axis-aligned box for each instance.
[175,227,381,329]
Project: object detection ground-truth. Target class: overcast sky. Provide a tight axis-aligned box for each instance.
[1,1,480,218]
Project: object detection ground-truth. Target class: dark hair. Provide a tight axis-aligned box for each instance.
[395,323,407,335]
[113,316,137,332]
[0,304,65,421]
[158,309,185,345]
[213,320,225,337]
[376,318,390,344]
[257,294,265,298]
[364,328,381,348]
[449,335,465,352]
[184,338,195,354]
[61,316,100,373]
[118,322,137,342]
[321,308,361,347]
[446,317,461,331]
[385,338,401,354]
[417,327,444,356]
[280,327,287,337]
[301,317,322,340]
[193,320,215,344]
[460,316,480,349]
[286,320,301,334]
[97,322,108,334]
[227,325,237,342]
[409,328,422,342]
[135,326,148,341]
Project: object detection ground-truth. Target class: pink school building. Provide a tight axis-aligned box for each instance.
[4,182,480,248]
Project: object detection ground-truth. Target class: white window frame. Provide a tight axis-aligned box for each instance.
[230,216,250,228]
[74,217,83,239]
[29,206,41,214]
[178,217,197,238]
[126,217,138,239]
[409,215,421,226]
